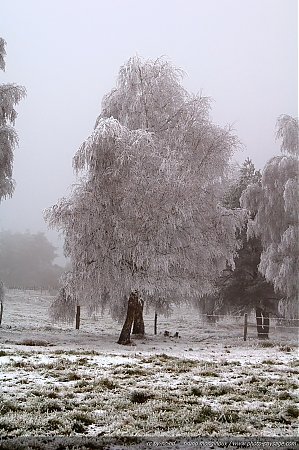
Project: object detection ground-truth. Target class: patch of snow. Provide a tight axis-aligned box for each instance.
[91,355,139,366]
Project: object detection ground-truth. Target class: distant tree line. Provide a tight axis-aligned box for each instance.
[0,231,63,289]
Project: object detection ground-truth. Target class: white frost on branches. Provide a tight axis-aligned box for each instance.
[45,56,244,319]
[0,38,6,71]
[241,115,299,304]
[0,38,26,201]
[276,114,298,156]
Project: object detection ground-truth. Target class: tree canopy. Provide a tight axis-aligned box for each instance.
[0,38,26,201]
[45,56,244,321]
[241,115,298,316]
[223,158,261,209]
[199,159,278,318]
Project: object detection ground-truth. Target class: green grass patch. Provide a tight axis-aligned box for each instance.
[218,409,240,423]
[279,344,293,353]
[206,384,233,396]
[190,386,203,397]
[53,349,99,356]
[39,399,63,413]
[74,377,118,393]
[258,341,276,348]
[99,378,118,389]
[130,390,154,404]
[285,405,299,418]
[193,405,217,423]
[58,371,82,382]
[199,370,219,377]
[11,359,28,368]
[117,367,148,376]
[0,399,22,415]
[262,359,276,365]
[278,391,293,400]
[17,339,50,347]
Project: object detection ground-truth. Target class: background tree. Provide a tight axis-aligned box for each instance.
[45,56,244,344]
[0,38,26,201]
[0,231,63,289]
[199,159,278,338]
[241,115,298,319]
[223,158,262,209]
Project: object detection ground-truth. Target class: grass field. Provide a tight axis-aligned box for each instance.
[0,290,298,447]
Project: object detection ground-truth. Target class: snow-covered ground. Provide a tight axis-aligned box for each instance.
[0,289,298,447]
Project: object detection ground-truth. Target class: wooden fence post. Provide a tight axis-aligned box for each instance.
[154,312,158,335]
[75,305,81,330]
[244,313,248,341]
[0,302,3,326]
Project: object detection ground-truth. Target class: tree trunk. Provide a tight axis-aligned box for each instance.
[256,307,270,339]
[0,301,3,326]
[132,297,145,336]
[118,292,139,345]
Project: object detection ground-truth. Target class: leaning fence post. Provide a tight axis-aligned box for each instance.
[154,311,158,335]
[244,313,248,341]
[75,305,81,330]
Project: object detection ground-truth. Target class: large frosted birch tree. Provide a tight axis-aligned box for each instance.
[0,38,26,201]
[241,115,298,318]
[45,56,243,344]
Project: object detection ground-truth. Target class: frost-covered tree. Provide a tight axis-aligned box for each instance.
[0,38,26,326]
[49,282,77,325]
[241,115,299,318]
[45,56,244,344]
[0,38,26,201]
[200,159,278,338]
[223,158,262,209]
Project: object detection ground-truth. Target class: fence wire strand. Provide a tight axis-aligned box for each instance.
[198,313,299,322]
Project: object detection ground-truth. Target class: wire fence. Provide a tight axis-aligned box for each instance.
[6,286,59,294]
[197,312,299,325]
[189,311,299,342]
[4,288,298,344]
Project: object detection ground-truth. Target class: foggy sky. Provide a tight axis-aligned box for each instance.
[0,0,297,264]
